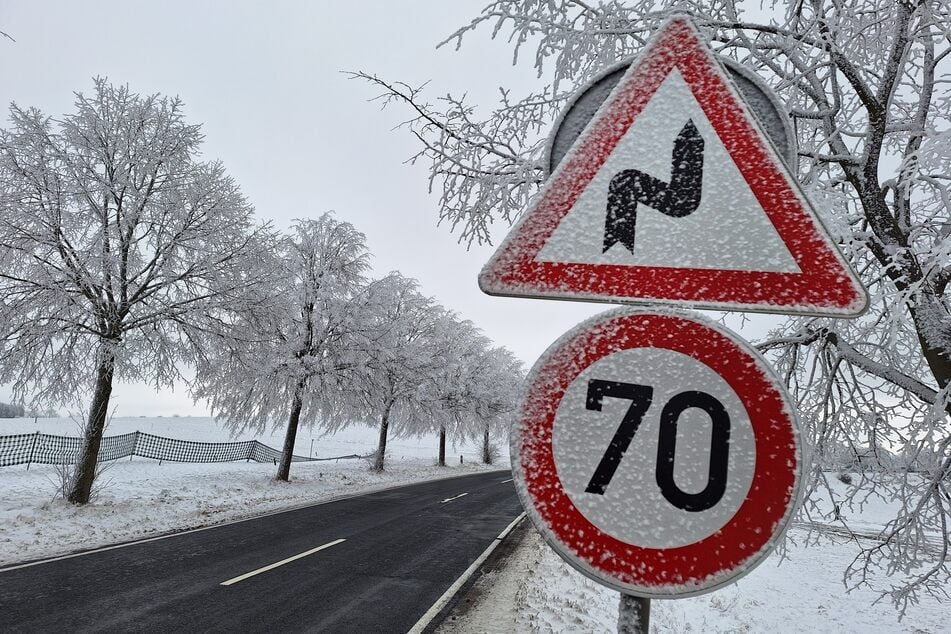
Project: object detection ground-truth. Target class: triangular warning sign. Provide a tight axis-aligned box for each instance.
[479,16,867,316]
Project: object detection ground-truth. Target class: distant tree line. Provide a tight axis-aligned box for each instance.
[0,401,59,418]
[0,79,523,504]
[0,402,24,418]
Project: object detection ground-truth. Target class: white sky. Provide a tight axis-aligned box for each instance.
[0,0,605,416]
[0,1,784,417]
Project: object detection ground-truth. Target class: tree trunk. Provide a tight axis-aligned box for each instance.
[67,341,116,504]
[373,401,393,472]
[482,425,492,465]
[276,378,307,482]
[909,296,951,395]
[859,191,951,400]
[438,425,446,466]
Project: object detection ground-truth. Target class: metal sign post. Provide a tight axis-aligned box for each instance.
[618,594,650,634]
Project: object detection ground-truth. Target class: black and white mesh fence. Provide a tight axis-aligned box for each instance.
[0,431,369,468]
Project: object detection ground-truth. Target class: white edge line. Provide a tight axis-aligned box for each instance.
[220,538,345,586]
[0,469,510,574]
[407,512,526,634]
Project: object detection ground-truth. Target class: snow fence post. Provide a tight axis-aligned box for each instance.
[618,594,649,634]
[26,431,39,470]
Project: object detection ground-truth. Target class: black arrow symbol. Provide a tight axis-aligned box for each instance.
[603,119,705,254]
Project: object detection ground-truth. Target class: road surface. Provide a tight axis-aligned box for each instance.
[0,470,522,632]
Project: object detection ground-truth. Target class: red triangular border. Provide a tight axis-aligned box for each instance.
[479,16,867,316]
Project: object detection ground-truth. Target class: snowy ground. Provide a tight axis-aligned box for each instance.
[439,481,948,634]
[0,417,507,567]
[3,418,946,630]
[439,527,947,633]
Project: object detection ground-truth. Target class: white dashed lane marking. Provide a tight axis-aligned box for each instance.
[220,538,346,586]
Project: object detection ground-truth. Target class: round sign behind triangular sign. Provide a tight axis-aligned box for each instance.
[547,54,797,173]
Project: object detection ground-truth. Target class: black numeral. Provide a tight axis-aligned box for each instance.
[584,381,731,513]
[584,380,654,495]
[655,391,730,512]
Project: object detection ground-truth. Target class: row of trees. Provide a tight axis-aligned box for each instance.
[0,401,24,418]
[195,215,523,480]
[356,0,951,612]
[0,79,522,505]
[0,402,58,418]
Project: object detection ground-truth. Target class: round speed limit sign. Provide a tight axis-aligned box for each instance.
[512,308,802,597]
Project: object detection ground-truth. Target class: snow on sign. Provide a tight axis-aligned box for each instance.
[512,308,802,598]
[479,16,868,316]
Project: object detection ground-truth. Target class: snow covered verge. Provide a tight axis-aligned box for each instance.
[439,527,947,633]
[0,416,508,567]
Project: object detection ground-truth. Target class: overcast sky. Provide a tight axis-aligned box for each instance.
[0,1,617,416]
[0,1,785,417]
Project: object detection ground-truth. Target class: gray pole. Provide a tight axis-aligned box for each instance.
[26,431,38,471]
[618,594,650,633]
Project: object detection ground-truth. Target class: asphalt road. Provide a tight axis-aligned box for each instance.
[0,470,522,633]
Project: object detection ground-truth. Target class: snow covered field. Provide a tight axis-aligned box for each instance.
[2,417,946,631]
[439,475,948,634]
[0,417,507,567]
[440,526,948,633]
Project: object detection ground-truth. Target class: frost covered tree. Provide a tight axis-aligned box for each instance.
[0,401,25,418]
[0,80,273,504]
[336,273,444,472]
[359,0,951,609]
[424,313,493,466]
[471,346,523,465]
[194,214,371,481]
[428,322,523,466]
[319,277,519,471]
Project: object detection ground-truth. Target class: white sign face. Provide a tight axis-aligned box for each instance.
[537,69,800,274]
[512,308,802,598]
[479,16,867,316]
[552,346,757,549]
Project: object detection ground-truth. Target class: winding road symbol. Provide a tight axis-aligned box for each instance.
[603,119,705,254]
[478,15,868,315]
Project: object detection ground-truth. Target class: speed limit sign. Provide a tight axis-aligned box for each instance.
[511,308,802,598]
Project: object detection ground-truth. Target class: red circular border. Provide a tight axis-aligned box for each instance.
[518,311,799,592]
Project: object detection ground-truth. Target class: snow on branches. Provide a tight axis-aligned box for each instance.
[193,227,523,477]
[356,0,951,612]
[0,79,274,503]
[0,80,523,496]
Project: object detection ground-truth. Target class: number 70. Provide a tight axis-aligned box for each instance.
[583,379,730,512]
